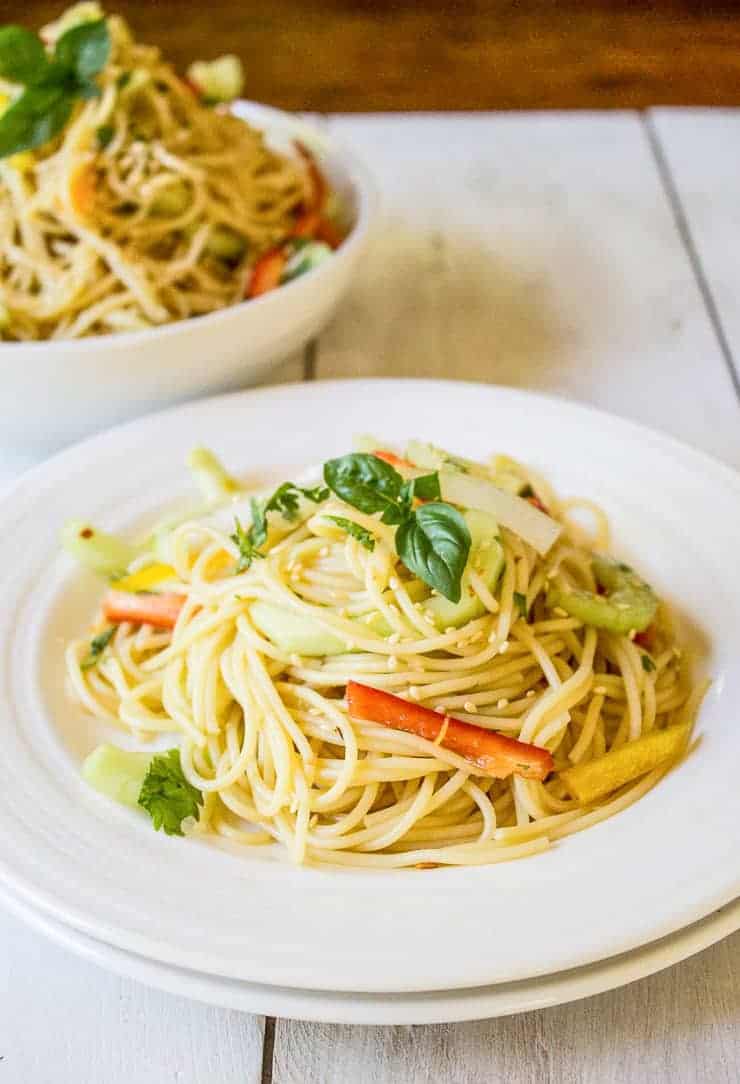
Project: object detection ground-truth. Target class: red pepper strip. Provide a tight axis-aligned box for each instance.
[373,449,416,470]
[315,217,344,249]
[347,681,553,781]
[294,140,328,214]
[634,625,656,649]
[527,495,549,514]
[247,248,288,298]
[291,209,321,239]
[103,590,185,630]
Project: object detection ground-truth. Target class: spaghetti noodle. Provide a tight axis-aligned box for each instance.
[66,442,704,869]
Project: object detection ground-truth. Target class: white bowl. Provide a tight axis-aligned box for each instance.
[0,102,378,453]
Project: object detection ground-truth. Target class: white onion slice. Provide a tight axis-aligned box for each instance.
[440,472,561,555]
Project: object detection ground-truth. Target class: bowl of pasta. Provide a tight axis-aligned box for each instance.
[0,6,377,451]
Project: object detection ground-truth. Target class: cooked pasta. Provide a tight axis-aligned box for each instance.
[0,6,339,341]
[66,441,705,869]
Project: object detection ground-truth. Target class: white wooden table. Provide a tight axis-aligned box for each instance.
[1,109,739,1084]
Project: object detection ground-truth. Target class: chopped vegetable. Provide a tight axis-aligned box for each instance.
[113,563,176,593]
[282,239,331,283]
[291,208,320,239]
[250,600,348,656]
[186,446,240,503]
[247,247,287,298]
[69,160,96,216]
[205,224,247,262]
[641,654,656,673]
[513,591,528,619]
[150,179,191,216]
[61,519,139,578]
[548,555,657,635]
[324,516,376,551]
[80,624,116,670]
[440,471,561,556]
[102,589,184,629]
[82,742,152,808]
[95,122,113,148]
[372,449,416,471]
[186,55,243,104]
[137,748,203,835]
[560,723,689,804]
[347,682,553,781]
[323,453,471,602]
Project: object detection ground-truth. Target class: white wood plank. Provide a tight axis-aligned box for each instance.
[318,112,740,467]
[0,909,264,1084]
[650,108,740,393]
[274,932,740,1084]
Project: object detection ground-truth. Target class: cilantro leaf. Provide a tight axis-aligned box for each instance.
[641,654,656,673]
[0,25,48,84]
[80,624,117,671]
[325,516,375,551]
[264,481,329,522]
[513,591,528,619]
[231,514,265,573]
[137,749,203,836]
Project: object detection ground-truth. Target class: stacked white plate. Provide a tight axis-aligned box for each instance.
[1,381,738,1024]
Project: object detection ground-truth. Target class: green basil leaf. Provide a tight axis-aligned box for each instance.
[0,83,73,158]
[54,18,110,81]
[0,26,48,85]
[324,453,404,524]
[395,503,471,603]
[324,516,375,551]
[76,77,102,100]
[401,472,440,504]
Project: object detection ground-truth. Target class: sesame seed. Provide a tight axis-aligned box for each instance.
[464,700,477,713]
[553,607,567,617]
[497,698,509,709]
[546,568,558,580]
[389,576,399,590]
[526,690,536,698]
[408,686,420,700]
[444,626,456,635]
[388,656,398,669]
[469,630,484,643]
[594,685,607,695]
[388,632,401,645]
[319,546,329,558]
[434,705,447,714]
[499,641,510,654]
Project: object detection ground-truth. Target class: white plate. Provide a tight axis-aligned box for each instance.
[0,379,739,994]
[2,884,738,1024]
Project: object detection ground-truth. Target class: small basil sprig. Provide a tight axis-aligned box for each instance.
[231,481,329,572]
[323,453,471,603]
[0,19,110,159]
[324,516,376,552]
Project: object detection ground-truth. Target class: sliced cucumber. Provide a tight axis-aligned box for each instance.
[548,554,657,634]
[82,744,152,808]
[425,509,504,630]
[250,601,349,656]
[206,225,247,262]
[61,520,139,578]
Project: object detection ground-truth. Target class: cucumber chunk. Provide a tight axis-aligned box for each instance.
[425,509,504,630]
[82,744,152,808]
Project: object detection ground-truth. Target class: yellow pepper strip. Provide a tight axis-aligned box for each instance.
[114,563,177,593]
[560,722,690,804]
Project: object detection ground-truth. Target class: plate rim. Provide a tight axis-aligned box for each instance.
[1,378,740,994]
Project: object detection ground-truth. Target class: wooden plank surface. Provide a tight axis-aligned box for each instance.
[5,1,740,112]
[318,112,740,467]
[0,909,265,1084]
[274,933,740,1084]
[271,109,740,1082]
[3,110,740,1083]
[650,108,740,392]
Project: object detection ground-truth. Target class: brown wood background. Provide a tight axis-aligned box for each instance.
[4,1,740,111]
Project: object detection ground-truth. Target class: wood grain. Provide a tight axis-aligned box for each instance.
[5,1,740,111]
[317,112,740,467]
[0,909,265,1084]
[273,933,740,1084]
